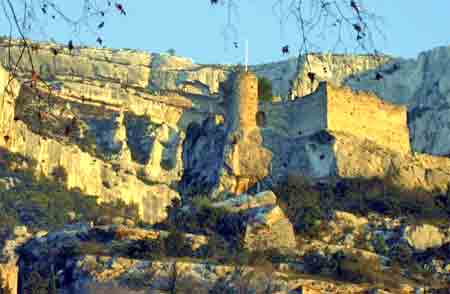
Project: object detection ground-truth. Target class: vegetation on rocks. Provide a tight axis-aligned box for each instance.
[258,76,273,102]
[0,148,140,235]
[275,174,450,237]
[164,197,246,245]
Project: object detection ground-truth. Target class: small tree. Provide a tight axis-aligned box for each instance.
[258,77,273,102]
[167,48,176,56]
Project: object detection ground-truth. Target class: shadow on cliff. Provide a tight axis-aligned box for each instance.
[274,173,450,237]
[0,146,140,241]
[13,84,122,161]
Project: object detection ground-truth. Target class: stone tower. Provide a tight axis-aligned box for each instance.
[228,70,259,136]
[220,70,273,195]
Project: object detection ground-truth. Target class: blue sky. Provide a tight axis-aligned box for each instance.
[1,1,449,65]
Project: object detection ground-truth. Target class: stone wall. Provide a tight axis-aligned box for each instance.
[260,81,410,156]
[259,83,328,138]
[326,83,411,155]
[253,53,391,100]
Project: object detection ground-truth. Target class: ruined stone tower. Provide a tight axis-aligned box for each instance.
[228,71,259,136]
[219,70,273,195]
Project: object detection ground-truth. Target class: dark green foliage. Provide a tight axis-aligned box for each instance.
[258,76,273,102]
[121,237,165,259]
[167,48,176,56]
[22,270,50,294]
[165,197,246,245]
[113,229,193,260]
[334,251,385,284]
[275,176,331,237]
[164,229,193,258]
[161,158,176,171]
[209,277,235,294]
[303,251,336,275]
[0,214,18,241]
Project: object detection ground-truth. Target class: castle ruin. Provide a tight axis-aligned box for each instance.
[1,41,448,225]
[219,71,412,194]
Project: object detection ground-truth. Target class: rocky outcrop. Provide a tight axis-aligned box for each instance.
[0,61,183,224]
[179,117,227,197]
[213,191,297,252]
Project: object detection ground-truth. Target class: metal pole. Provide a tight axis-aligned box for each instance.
[245,40,249,72]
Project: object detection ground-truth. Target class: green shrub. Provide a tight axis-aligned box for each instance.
[275,175,330,237]
[258,77,273,102]
[164,229,193,257]
[120,237,165,259]
[166,196,244,241]
[334,251,384,284]
[302,250,340,275]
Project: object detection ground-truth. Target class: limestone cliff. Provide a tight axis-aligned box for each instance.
[342,46,450,156]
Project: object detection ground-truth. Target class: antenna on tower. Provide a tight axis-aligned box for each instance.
[245,40,249,72]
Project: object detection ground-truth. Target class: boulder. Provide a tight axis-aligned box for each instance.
[212,190,277,212]
[244,205,297,252]
[333,211,368,229]
[403,224,445,252]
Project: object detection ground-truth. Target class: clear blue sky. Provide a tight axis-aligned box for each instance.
[2,1,449,65]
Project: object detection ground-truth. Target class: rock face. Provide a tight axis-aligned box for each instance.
[0,226,32,294]
[178,117,227,197]
[252,54,391,100]
[345,46,450,156]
